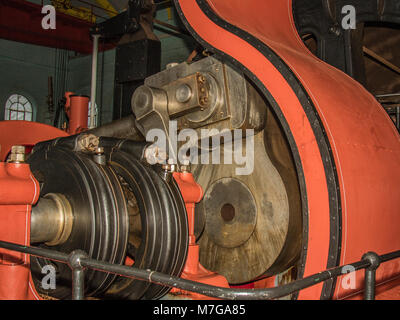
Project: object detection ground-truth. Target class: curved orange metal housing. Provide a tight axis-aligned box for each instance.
[175,0,400,299]
[172,172,229,299]
[0,121,68,300]
[0,121,69,161]
[0,162,41,300]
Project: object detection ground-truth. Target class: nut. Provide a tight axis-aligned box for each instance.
[9,145,25,163]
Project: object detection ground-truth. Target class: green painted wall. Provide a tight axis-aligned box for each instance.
[0,39,62,124]
[155,7,195,69]
[67,49,116,125]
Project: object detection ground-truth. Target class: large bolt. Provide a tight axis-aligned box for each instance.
[180,158,191,173]
[162,158,177,172]
[93,147,106,165]
[9,145,25,163]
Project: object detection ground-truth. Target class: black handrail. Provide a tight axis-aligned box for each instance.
[0,240,399,300]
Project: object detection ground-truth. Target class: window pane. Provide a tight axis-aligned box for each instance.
[24,102,32,113]
[25,112,33,121]
[19,96,28,105]
[9,94,18,104]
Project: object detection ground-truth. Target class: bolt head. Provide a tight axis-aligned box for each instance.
[9,145,26,163]
[134,90,151,110]
[176,84,192,103]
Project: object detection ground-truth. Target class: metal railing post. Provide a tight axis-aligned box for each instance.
[68,250,89,300]
[362,252,381,300]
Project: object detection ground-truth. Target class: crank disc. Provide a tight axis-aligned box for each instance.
[28,140,188,300]
[194,130,301,284]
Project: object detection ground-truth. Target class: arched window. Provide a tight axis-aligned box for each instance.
[4,94,33,121]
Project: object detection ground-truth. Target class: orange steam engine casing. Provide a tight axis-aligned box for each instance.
[0,160,40,300]
[172,172,229,299]
[0,0,399,300]
[176,0,400,300]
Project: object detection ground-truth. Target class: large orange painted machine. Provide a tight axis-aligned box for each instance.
[0,0,399,300]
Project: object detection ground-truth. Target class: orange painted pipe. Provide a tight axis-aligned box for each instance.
[172,172,229,299]
[0,162,41,300]
[64,91,74,117]
[68,95,89,135]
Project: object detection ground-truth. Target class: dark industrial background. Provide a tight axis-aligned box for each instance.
[0,0,194,125]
